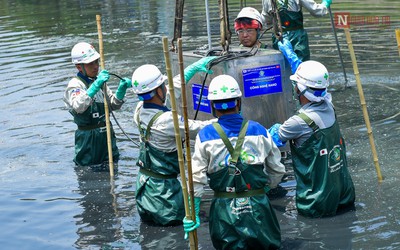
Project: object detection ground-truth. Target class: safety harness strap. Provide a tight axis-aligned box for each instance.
[137,111,164,141]
[212,119,249,165]
[298,112,319,132]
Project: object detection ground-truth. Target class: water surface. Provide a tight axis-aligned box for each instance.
[1,0,400,249]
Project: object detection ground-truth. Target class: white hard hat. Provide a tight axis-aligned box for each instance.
[71,42,100,64]
[290,60,329,89]
[235,7,263,26]
[208,75,242,101]
[131,64,167,95]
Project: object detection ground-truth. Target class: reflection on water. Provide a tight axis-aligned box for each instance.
[73,167,121,248]
[1,0,400,249]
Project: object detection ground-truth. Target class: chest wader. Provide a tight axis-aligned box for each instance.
[72,77,119,167]
[135,111,184,226]
[291,113,356,218]
[272,0,310,61]
[208,121,281,250]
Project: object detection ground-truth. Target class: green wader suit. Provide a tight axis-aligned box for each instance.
[72,77,119,167]
[135,111,185,226]
[272,0,310,61]
[208,121,281,250]
[291,113,356,218]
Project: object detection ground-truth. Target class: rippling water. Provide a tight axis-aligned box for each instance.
[1,0,400,249]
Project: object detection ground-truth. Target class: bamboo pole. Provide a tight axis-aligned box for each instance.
[162,37,196,250]
[177,38,198,249]
[395,29,400,57]
[344,28,383,183]
[96,14,114,177]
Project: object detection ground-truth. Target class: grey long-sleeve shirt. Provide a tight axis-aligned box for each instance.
[279,100,335,147]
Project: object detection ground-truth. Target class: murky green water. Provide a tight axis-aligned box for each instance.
[1,0,400,249]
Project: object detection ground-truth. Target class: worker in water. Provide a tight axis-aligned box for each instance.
[131,57,216,226]
[64,42,132,169]
[261,0,332,61]
[269,38,356,217]
[183,74,285,249]
[234,7,269,49]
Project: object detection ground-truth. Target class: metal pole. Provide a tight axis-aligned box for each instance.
[205,0,212,50]
[328,7,349,88]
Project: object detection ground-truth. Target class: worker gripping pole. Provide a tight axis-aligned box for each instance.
[162,37,197,250]
[177,38,198,248]
[395,29,400,57]
[344,28,383,183]
[96,14,114,177]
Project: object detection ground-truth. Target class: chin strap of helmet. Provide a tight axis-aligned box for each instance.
[80,63,88,77]
[155,83,167,104]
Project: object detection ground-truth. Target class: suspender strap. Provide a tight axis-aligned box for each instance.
[137,111,164,141]
[297,113,319,132]
[212,120,249,165]
[214,188,265,198]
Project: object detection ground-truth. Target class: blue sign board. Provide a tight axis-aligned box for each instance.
[242,64,282,98]
[192,83,211,114]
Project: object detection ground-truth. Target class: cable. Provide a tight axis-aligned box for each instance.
[109,73,123,80]
[105,73,140,147]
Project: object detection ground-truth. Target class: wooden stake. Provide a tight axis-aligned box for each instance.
[344,28,383,183]
[96,14,114,177]
[162,37,196,250]
[395,29,400,57]
[177,38,198,249]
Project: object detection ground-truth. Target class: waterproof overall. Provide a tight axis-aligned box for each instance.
[71,76,119,167]
[135,111,184,226]
[291,113,356,218]
[208,121,281,250]
[272,0,310,61]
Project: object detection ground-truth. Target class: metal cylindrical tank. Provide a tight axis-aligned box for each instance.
[171,47,296,151]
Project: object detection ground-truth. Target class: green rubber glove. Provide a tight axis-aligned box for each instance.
[278,38,302,74]
[322,0,332,8]
[87,70,110,98]
[184,56,217,83]
[183,197,201,240]
[115,77,132,100]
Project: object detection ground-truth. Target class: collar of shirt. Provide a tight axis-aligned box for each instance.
[143,102,170,112]
[77,72,94,85]
[217,113,244,133]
